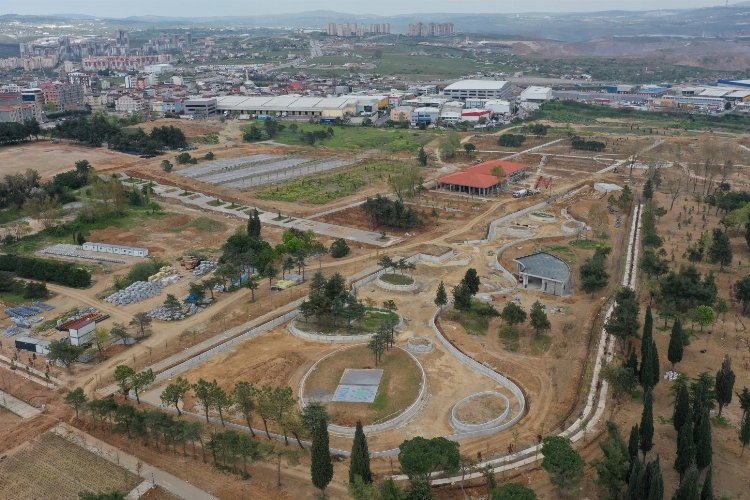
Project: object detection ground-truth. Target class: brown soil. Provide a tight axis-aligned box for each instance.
[0,141,137,178]
[454,394,507,425]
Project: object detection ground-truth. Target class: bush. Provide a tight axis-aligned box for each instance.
[330,239,350,258]
[571,136,605,152]
[363,195,421,229]
[114,258,166,290]
[498,134,526,147]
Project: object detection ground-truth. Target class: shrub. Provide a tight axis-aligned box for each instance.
[498,134,526,147]
[330,239,350,258]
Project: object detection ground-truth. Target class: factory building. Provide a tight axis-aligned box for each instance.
[443,80,512,101]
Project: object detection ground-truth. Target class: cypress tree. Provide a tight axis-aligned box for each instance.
[674,419,696,480]
[739,411,750,456]
[626,458,645,500]
[700,467,713,500]
[463,268,480,295]
[640,389,654,459]
[650,339,660,388]
[628,424,640,465]
[646,458,663,500]
[673,466,699,500]
[715,354,736,417]
[640,307,659,390]
[310,418,333,492]
[668,318,684,369]
[349,421,372,484]
[695,409,712,470]
[626,349,639,376]
[247,209,261,238]
[434,281,448,310]
[674,381,692,433]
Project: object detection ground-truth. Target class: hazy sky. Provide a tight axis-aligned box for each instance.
[9,0,723,18]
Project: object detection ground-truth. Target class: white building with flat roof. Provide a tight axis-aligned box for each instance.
[82,242,149,257]
[520,86,553,103]
[443,80,511,101]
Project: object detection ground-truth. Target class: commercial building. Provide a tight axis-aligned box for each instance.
[460,108,491,123]
[436,159,528,196]
[718,79,750,89]
[659,95,725,109]
[217,95,363,119]
[389,105,413,123]
[514,252,571,296]
[82,242,149,257]
[520,86,553,103]
[443,80,511,101]
[413,107,440,124]
[484,99,512,115]
[185,97,217,116]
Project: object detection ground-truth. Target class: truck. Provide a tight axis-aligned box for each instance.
[512,188,540,198]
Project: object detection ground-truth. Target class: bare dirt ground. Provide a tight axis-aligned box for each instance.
[0,141,136,178]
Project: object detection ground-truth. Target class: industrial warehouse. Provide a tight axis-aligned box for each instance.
[215,94,389,119]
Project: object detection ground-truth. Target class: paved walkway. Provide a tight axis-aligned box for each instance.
[132,176,401,247]
[52,423,216,500]
[0,389,41,418]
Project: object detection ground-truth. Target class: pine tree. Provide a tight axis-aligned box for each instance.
[463,268,480,295]
[311,418,333,492]
[434,281,448,311]
[628,424,640,465]
[739,412,750,456]
[673,466,699,500]
[640,389,654,459]
[700,467,713,500]
[349,421,372,484]
[674,381,692,433]
[594,421,630,499]
[695,409,712,470]
[668,318,684,369]
[715,354,736,417]
[418,146,428,166]
[646,458,663,500]
[674,419,696,480]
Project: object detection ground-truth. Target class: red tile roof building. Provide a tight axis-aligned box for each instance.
[436,159,527,196]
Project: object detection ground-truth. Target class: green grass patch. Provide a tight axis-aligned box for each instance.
[569,239,611,250]
[541,245,576,263]
[255,160,418,204]
[268,122,437,153]
[170,216,227,234]
[379,273,414,286]
[178,191,193,197]
[0,208,22,225]
[445,300,500,336]
[295,307,398,336]
[0,292,27,306]
[531,334,553,353]
[206,199,225,207]
[711,415,732,428]
[499,325,520,352]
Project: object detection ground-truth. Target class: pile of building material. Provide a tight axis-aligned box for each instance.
[193,260,218,276]
[105,281,163,305]
[147,301,205,321]
[148,265,179,284]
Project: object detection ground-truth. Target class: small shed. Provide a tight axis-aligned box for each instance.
[514,252,572,296]
[15,336,51,355]
[67,318,96,346]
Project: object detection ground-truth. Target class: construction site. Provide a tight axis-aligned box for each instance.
[0,115,748,499]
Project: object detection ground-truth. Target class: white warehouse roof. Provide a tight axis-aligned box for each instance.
[444,80,510,91]
[216,95,357,112]
[520,86,553,101]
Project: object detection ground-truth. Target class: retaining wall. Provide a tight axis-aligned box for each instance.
[288,322,375,344]
[450,391,511,433]
[376,275,419,292]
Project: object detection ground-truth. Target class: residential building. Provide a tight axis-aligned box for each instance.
[0,93,39,123]
[115,94,147,113]
[408,22,454,37]
[39,81,85,111]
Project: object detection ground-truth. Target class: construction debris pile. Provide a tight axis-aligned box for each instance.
[193,260,218,277]
[105,281,164,305]
[148,265,180,285]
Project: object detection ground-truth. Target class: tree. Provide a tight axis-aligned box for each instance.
[628,424,640,465]
[642,178,653,200]
[541,436,585,494]
[640,389,654,459]
[715,354,736,417]
[350,421,372,484]
[245,276,259,301]
[491,483,537,500]
[673,466,699,500]
[368,330,387,366]
[695,409,712,470]
[463,143,476,155]
[734,275,750,314]
[131,369,155,404]
[266,263,278,286]
[452,282,472,312]
[417,146,428,166]
[130,312,152,339]
[601,362,637,402]
[739,411,750,456]
[113,365,135,399]
[668,318,684,369]
[434,281,448,311]
[233,381,258,437]
[701,467,713,500]
[209,382,232,427]
[47,340,85,369]
[529,301,551,336]
[639,306,659,390]
[580,247,610,293]
[647,458,664,500]
[161,160,173,172]
[193,378,214,423]
[463,268,480,295]
[110,323,129,345]
[65,387,88,419]
[398,436,460,484]
[301,401,330,433]
[708,228,732,270]
[311,418,333,493]
[675,413,696,479]
[330,238,350,258]
[501,302,526,328]
[693,305,715,332]
[674,380,692,433]
[161,377,190,416]
[594,421,630,499]
[605,287,640,348]
[92,327,110,357]
[738,387,750,422]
